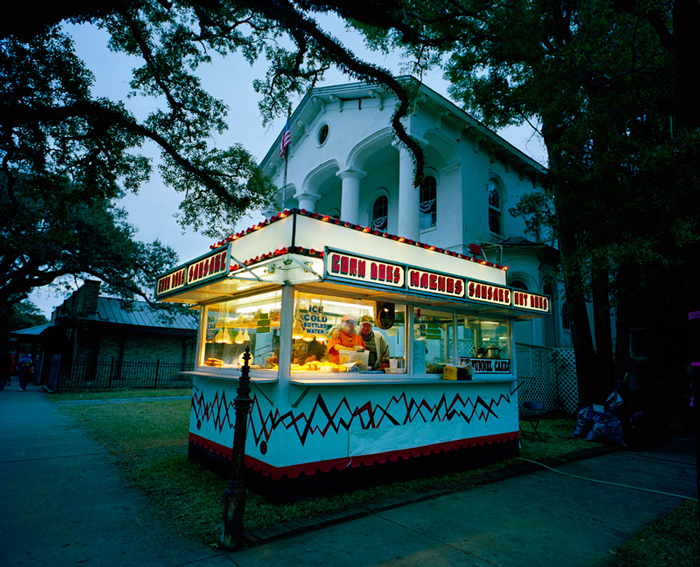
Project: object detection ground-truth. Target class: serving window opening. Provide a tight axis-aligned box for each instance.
[458,318,510,361]
[411,307,511,375]
[412,308,453,374]
[197,285,512,378]
[291,292,407,372]
[200,290,282,370]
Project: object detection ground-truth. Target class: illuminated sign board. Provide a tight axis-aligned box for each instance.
[513,291,549,312]
[407,269,465,298]
[157,239,550,317]
[467,281,511,306]
[156,267,187,296]
[187,248,228,286]
[325,251,405,288]
[155,247,230,299]
[459,357,512,374]
[325,248,550,315]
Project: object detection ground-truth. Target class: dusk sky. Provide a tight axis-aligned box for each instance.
[29,17,546,318]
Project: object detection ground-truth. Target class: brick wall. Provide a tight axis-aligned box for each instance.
[95,329,195,364]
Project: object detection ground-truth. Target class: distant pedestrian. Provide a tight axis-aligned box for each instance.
[0,351,13,391]
[17,353,33,391]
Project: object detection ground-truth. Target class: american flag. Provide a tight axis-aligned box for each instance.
[279,117,291,158]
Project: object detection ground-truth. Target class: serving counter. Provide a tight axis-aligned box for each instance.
[156,209,550,492]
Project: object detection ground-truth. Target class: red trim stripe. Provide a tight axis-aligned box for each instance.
[189,431,519,480]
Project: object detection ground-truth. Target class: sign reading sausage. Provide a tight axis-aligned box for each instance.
[187,249,229,286]
[467,281,511,306]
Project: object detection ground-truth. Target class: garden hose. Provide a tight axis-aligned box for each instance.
[515,457,698,501]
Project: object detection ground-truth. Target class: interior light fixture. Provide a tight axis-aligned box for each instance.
[215,327,233,344]
[234,329,245,344]
[292,320,305,340]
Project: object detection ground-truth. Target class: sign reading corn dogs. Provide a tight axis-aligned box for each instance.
[325,250,405,288]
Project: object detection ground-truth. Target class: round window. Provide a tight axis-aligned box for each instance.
[318,124,329,145]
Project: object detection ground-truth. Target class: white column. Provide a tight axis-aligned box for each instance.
[296,191,319,213]
[277,285,295,383]
[397,147,419,240]
[336,167,366,224]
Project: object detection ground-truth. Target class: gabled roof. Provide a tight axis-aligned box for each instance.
[261,76,547,180]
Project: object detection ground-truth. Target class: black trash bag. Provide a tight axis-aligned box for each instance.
[585,412,626,447]
[572,406,596,438]
[605,391,623,414]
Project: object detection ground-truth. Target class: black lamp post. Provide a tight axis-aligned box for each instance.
[220,346,253,550]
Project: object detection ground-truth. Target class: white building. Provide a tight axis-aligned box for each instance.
[260,78,571,350]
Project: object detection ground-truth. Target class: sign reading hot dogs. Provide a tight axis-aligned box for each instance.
[326,251,405,288]
[513,291,549,313]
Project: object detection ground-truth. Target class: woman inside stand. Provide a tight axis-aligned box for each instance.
[327,314,365,364]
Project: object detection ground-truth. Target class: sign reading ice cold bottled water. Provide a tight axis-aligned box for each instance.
[301,304,329,335]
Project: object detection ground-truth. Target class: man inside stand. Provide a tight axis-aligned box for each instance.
[327,314,365,364]
[358,315,390,370]
[329,314,390,370]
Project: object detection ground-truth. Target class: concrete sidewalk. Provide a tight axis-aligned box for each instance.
[1,384,696,567]
[0,384,227,567]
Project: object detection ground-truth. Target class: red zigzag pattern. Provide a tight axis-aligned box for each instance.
[192,389,511,448]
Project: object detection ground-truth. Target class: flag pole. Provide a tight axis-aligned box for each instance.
[281,107,291,204]
[283,144,289,192]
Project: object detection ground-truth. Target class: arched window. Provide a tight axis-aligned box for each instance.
[371,195,388,231]
[510,280,528,291]
[419,176,437,230]
[488,179,502,235]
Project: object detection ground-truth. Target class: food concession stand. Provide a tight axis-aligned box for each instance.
[156,209,551,494]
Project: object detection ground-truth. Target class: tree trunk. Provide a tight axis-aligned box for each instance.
[545,146,598,409]
[561,236,598,409]
[591,264,614,401]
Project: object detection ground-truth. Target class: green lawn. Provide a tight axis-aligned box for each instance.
[52,389,698,564]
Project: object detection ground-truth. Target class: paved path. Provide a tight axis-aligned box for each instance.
[1,384,696,567]
[0,384,226,567]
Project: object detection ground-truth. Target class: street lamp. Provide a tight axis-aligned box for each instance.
[220,346,253,549]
